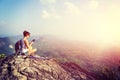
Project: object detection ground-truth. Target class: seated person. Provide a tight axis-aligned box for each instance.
[21,30,37,56]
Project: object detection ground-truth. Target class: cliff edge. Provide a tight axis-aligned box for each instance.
[0,54,95,80]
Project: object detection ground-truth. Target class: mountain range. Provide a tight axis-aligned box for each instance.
[0,35,120,80]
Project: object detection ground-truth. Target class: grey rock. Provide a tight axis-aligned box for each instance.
[0,54,96,80]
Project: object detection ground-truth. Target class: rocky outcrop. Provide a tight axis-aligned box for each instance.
[0,54,96,80]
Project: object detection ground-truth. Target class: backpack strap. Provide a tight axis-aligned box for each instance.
[20,39,23,50]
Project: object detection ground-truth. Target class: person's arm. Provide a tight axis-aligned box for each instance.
[29,39,35,46]
[24,39,31,50]
[29,41,33,46]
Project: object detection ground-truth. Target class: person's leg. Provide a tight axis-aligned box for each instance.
[27,46,33,55]
[28,48,37,56]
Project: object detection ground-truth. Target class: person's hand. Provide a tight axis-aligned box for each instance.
[32,39,36,42]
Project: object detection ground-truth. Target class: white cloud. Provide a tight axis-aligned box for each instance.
[42,10,51,19]
[89,0,99,9]
[40,0,56,5]
[9,44,13,49]
[64,2,81,16]
[42,10,61,19]
[40,0,61,19]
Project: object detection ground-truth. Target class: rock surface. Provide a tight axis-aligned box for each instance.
[0,54,96,80]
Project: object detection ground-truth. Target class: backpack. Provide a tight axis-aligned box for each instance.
[15,40,22,53]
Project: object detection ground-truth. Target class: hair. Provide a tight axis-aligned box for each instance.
[23,30,30,37]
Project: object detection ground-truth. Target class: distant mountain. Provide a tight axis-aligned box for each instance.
[0,35,120,80]
[0,35,120,65]
[0,37,14,55]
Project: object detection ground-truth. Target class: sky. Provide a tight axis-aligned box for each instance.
[0,0,120,44]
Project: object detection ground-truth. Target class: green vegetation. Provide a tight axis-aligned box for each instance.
[0,53,6,58]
